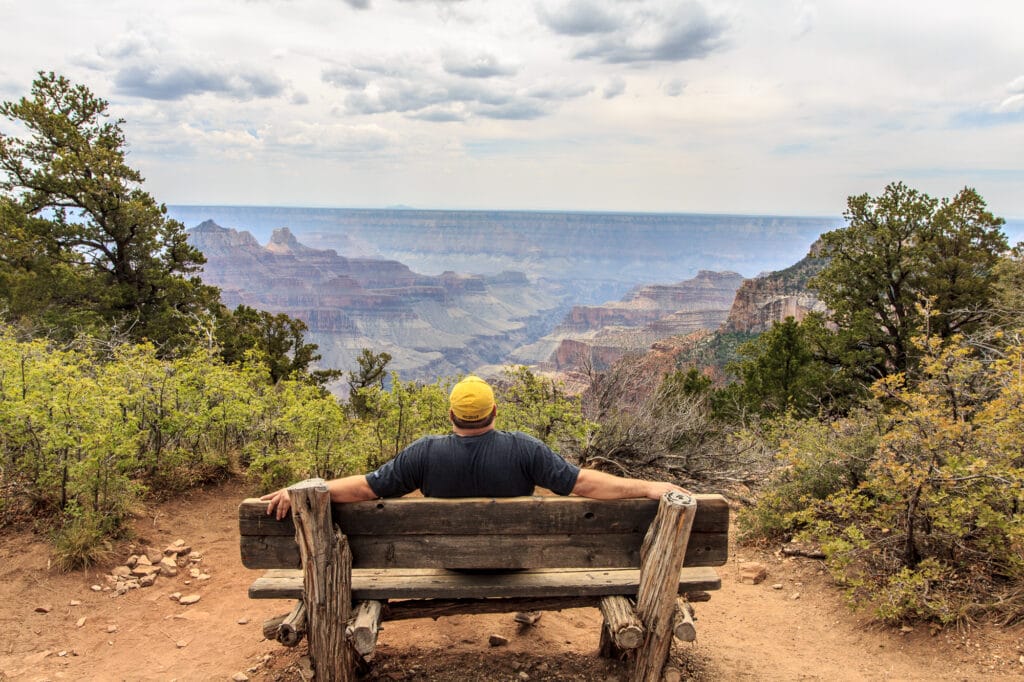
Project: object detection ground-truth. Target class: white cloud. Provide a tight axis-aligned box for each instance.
[2,0,1022,217]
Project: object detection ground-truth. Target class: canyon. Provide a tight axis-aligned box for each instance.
[185,211,831,388]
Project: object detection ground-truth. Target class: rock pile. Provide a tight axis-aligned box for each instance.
[103,539,208,597]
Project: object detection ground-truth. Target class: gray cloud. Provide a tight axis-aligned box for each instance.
[114,64,285,100]
[322,66,369,88]
[602,76,625,99]
[537,0,618,36]
[442,51,517,78]
[344,0,371,8]
[324,55,585,122]
[575,9,727,64]
[77,31,286,102]
[526,82,593,100]
[541,1,728,65]
[663,78,685,97]
[475,101,549,120]
[407,107,468,122]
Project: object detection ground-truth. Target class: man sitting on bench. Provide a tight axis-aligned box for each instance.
[263,375,688,520]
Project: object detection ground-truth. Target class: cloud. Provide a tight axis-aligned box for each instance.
[344,0,371,8]
[323,53,587,122]
[999,75,1024,112]
[475,101,549,120]
[541,1,728,65]
[537,0,618,36]
[954,75,1024,126]
[322,66,369,89]
[792,2,817,39]
[115,64,285,100]
[663,78,685,97]
[265,121,394,154]
[290,91,310,105]
[526,82,593,100]
[442,51,517,78]
[603,76,625,99]
[575,7,727,64]
[407,106,468,122]
[76,31,286,101]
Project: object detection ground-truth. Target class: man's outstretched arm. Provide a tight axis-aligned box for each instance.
[261,474,378,520]
[571,468,690,500]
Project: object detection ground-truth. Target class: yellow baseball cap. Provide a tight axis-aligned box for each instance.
[449,376,495,421]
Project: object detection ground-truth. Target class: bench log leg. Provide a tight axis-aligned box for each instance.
[347,600,385,656]
[631,491,697,682]
[290,479,355,682]
[673,603,696,643]
[279,600,308,647]
[599,595,643,659]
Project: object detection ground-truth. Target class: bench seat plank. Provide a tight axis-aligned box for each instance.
[249,566,722,601]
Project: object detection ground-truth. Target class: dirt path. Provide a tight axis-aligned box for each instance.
[1,480,1022,681]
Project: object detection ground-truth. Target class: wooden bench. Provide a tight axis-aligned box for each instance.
[239,479,729,681]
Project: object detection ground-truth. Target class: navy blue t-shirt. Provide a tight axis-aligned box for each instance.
[365,430,580,498]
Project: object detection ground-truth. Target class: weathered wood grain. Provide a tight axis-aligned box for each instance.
[347,601,384,656]
[238,495,730,536]
[599,595,644,649]
[239,529,727,570]
[633,491,696,682]
[248,566,722,601]
[673,603,696,643]
[288,479,353,681]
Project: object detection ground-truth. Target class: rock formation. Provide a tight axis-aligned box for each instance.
[721,243,828,334]
[187,221,566,386]
[514,271,744,373]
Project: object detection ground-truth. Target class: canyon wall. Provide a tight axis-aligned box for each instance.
[722,243,828,334]
[188,220,567,385]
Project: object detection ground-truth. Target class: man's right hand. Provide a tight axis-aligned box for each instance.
[644,481,691,500]
[261,488,291,520]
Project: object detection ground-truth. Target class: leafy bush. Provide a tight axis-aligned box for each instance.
[741,332,1024,624]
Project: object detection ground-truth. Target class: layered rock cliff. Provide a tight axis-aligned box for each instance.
[722,243,828,333]
[512,271,744,373]
[187,221,566,386]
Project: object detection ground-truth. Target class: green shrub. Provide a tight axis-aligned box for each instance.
[51,508,115,572]
[744,333,1024,624]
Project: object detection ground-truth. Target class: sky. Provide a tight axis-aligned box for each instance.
[1,0,1023,218]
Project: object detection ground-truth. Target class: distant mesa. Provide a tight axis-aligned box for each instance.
[514,270,745,373]
[186,220,564,387]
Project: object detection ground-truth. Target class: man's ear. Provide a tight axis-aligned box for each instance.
[449,409,456,423]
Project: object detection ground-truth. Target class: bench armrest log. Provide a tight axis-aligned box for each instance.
[633,491,697,682]
[289,479,354,682]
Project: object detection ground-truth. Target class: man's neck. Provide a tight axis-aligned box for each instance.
[452,424,496,437]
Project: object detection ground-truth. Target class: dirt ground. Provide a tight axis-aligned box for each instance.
[1,479,1023,682]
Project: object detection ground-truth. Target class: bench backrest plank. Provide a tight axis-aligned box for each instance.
[240,494,728,571]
